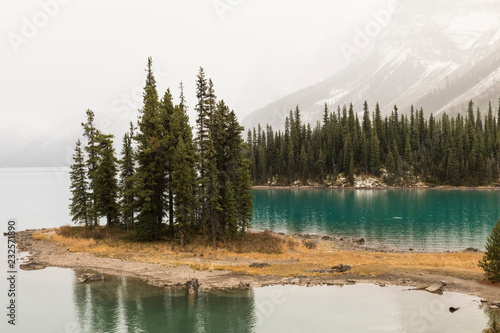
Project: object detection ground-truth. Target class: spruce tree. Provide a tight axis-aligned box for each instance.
[385,150,396,185]
[159,89,175,235]
[348,153,355,186]
[479,219,500,282]
[69,139,90,227]
[135,57,164,241]
[171,98,198,244]
[205,134,222,247]
[94,133,120,228]
[195,67,209,235]
[235,158,253,237]
[171,138,197,246]
[82,109,99,226]
[119,123,135,231]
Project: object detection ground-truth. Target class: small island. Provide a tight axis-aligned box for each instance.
[15,226,500,306]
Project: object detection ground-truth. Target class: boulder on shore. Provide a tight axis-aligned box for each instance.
[332,264,352,273]
[355,238,365,245]
[424,281,446,294]
[185,279,199,294]
[20,262,46,271]
[463,247,481,253]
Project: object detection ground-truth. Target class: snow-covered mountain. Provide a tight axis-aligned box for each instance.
[242,0,500,131]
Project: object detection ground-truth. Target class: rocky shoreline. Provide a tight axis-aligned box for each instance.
[12,229,500,308]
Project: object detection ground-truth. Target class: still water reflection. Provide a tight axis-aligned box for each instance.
[0,267,493,333]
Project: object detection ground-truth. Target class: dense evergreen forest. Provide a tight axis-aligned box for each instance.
[69,58,253,246]
[247,101,500,187]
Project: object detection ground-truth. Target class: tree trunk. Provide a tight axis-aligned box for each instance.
[180,229,185,247]
[211,208,216,248]
[168,178,174,236]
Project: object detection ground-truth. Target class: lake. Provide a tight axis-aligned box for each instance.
[0,266,493,333]
[0,168,498,332]
[252,188,500,251]
[1,168,498,251]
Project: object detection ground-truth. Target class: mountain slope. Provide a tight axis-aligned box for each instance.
[243,0,500,130]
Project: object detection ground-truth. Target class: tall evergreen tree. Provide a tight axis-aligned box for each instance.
[195,67,209,235]
[159,89,175,235]
[205,134,222,247]
[82,109,99,226]
[119,123,135,230]
[135,57,164,241]
[94,133,120,228]
[171,138,197,246]
[69,139,90,227]
[235,158,253,236]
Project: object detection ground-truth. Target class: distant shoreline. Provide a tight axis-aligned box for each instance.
[14,229,500,306]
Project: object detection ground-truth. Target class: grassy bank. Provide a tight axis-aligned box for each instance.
[31,226,484,280]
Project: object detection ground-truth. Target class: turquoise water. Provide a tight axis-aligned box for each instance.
[252,189,500,250]
[0,168,498,250]
[0,267,493,333]
[1,168,499,250]
[0,169,498,332]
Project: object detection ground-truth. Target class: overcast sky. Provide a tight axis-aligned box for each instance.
[1,0,389,138]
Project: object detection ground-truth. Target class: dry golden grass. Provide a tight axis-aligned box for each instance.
[32,227,484,279]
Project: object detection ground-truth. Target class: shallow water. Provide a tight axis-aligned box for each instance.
[252,188,500,250]
[0,266,494,333]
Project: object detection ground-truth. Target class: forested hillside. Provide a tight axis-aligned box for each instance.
[247,101,500,187]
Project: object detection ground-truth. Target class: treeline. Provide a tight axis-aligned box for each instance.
[69,58,253,246]
[248,101,500,186]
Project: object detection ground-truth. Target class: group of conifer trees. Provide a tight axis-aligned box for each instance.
[248,101,500,186]
[69,58,253,245]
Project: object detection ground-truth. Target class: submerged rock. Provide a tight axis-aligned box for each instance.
[78,273,104,283]
[449,307,460,313]
[249,263,270,268]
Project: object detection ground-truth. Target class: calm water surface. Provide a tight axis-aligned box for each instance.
[0,266,493,333]
[252,188,500,250]
[1,168,498,251]
[1,168,498,332]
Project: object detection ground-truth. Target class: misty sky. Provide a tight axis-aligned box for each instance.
[1,0,389,138]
